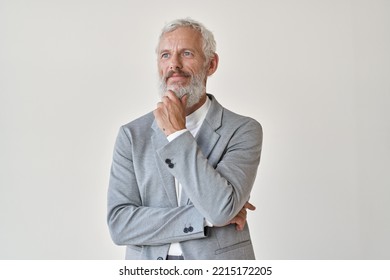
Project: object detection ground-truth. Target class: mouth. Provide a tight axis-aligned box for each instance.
[165,70,191,82]
[167,75,188,83]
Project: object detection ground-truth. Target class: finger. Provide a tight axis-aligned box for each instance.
[229,217,242,230]
[235,209,248,231]
[166,90,180,102]
[233,215,246,230]
[165,91,186,110]
[181,94,188,107]
[244,201,256,211]
[157,102,169,116]
[161,95,171,106]
[235,219,245,231]
[237,208,247,220]
[153,104,163,118]
[156,101,165,108]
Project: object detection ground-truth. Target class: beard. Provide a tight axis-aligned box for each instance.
[158,69,206,108]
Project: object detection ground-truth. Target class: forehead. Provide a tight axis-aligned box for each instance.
[158,27,203,51]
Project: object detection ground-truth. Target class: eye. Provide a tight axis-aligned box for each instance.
[161,53,170,59]
[183,51,193,57]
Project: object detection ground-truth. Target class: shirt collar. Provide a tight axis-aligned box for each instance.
[185,95,211,132]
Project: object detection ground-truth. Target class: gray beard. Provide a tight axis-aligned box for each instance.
[158,72,206,108]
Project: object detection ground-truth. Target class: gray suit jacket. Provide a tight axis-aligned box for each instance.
[107,94,262,259]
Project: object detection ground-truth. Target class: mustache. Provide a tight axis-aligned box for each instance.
[164,69,192,80]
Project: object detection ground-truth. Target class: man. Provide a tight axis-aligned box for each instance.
[107,18,263,260]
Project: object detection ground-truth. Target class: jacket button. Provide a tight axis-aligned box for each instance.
[165,159,171,164]
[183,227,188,233]
[157,257,163,260]
[188,226,193,232]
[168,163,174,168]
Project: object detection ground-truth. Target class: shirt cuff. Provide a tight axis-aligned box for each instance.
[167,129,188,142]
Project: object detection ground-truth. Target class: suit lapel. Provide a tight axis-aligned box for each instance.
[151,121,178,208]
[195,94,222,159]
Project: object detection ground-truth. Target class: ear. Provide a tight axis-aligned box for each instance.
[207,53,219,76]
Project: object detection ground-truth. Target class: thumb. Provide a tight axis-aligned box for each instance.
[244,201,256,211]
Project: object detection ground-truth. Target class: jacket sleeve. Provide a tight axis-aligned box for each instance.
[157,117,263,226]
[107,126,207,246]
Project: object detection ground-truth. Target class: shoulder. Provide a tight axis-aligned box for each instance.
[208,94,262,135]
[118,111,155,140]
[224,106,262,129]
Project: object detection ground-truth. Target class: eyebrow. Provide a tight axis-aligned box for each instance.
[159,49,170,55]
[158,48,197,55]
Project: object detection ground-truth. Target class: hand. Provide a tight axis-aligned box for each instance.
[228,202,256,231]
[153,91,188,136]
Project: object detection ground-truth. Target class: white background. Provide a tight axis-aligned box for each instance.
[0,0,389,259]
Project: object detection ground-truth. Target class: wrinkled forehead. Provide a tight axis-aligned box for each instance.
[157,27,203,52]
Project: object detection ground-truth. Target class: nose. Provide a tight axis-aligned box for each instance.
[170,54,183,70]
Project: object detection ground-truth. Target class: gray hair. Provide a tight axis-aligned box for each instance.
[157,18,217,63]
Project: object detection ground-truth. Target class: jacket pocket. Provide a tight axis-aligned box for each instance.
[215,240,252,255]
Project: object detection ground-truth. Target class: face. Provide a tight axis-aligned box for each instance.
[157,27,211,108]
